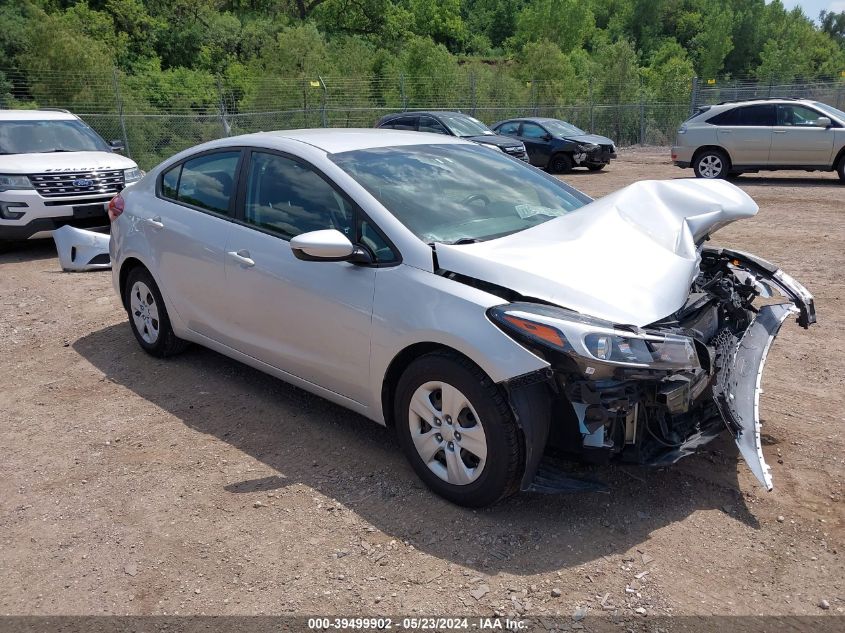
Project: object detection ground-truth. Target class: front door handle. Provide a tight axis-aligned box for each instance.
[227,249,255,268]
[774,130,787,134]
[145,216,164,229]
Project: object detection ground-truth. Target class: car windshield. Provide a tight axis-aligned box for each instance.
[439,114,495,137]
[331,143,591,244]
[0,119,110,154]
[542,120,587,136]
[813,102,845,122]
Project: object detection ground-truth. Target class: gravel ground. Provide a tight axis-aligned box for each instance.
[0,148,842,621]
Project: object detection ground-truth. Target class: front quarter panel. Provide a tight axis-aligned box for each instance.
[369,264,549,424]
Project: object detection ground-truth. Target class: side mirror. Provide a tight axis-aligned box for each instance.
[543,133,553,141]
[109,139,126,153]
[290,229,372,264]
[817,117,832,128]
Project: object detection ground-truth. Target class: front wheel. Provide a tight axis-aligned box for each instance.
[123,266,188,357]
[837,157,845,182]
[586,163,606,172]
[548,153,573,174]
[394,351,524,507]
[693,149,729,179]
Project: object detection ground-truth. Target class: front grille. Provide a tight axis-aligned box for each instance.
[44,195,113,207]
[29,169,125,198]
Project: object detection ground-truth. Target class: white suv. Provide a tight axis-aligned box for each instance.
[0,109,141,241]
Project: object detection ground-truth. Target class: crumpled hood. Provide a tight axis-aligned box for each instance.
[566,133,614,146]
[435,179,758,327]
[0,151,136,174]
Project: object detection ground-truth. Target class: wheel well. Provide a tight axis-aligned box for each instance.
[692,145,732,168]
[380,342,479,428]
[118,257,146,310]
[833,146,845,170]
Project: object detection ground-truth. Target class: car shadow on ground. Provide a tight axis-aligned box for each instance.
[0,239,59,263]
[731,175,842,188]
[74,323,762,575]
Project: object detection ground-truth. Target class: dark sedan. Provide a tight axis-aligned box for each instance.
[492,118,616,173]
[375,111,529,161]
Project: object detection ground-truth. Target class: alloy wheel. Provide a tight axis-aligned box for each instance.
[699,154,723,178]
[130,280,160,345]
[408,381,487,485]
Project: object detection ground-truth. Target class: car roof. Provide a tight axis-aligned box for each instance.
[0,109,78,121]
[232,128,471,153]
[381,111,471,120]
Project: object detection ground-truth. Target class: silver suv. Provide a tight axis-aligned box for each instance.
[672,98,845,181]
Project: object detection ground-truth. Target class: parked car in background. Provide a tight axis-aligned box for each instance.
[492,117,617,173]
[374,111,529,161]
[109,129,815,507]
[0,109,141,241]
[672,98,845,180]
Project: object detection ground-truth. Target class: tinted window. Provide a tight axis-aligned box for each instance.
[521,123,548,139]
[418,116,449,135]
[161,165,180,199]
[244,152,354,240]
[708,108,740,125]
[331,144,589,244]
[383,116,417,131]
[175,151,240,215]
[739,105,775,126]
[497,121,520,136]
[776,104,824,126]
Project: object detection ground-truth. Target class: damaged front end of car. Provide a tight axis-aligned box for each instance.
[488,249,815,492]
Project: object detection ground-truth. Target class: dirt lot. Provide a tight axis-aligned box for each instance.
[1,148,842,622]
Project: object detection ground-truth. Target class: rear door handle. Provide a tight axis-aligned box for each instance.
[227,249,255,268]
[774,130,787,134]
[145,216,164,229]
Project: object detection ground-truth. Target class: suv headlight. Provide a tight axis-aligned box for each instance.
[577,143,600,152]
[0,174,32,192]
[124,167,143,183]
[489,302,700,371]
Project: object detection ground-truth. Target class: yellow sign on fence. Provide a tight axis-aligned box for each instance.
[707,78,716,85]
[310,80,321,88]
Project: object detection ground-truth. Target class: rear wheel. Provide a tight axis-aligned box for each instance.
[548,153,573,174]
[123,266,188,357]
[693,149,729,179]
[837,156,845,182]
[394,351,524,507]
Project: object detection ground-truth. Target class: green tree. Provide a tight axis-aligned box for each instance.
[513,0,595,53]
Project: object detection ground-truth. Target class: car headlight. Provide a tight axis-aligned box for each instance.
[0,174,32,192]
[124,167,143,183]
[488,302,700,371]
[577,143,600,152]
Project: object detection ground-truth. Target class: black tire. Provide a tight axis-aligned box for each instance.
[394,351,524,507]
[837,156,845,182]
[548,153,573,174]
[123,266,188,357]
[726,171,742,180]
[586,163,606,172]
[693,149,730,179]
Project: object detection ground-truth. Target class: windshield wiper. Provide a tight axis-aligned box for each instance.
[450,237,482,245]
[39,149,74,153]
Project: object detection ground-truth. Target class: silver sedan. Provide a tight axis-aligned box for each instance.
[108,129,815,506]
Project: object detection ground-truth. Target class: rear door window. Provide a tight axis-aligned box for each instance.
[167,151,241,216]
[497,121,521,136]
[383,115,417,131]
[738,105,775,126]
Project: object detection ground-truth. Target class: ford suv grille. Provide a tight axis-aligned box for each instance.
[29,169,125,198]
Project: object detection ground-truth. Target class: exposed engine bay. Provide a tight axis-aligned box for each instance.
[483,246,816,493]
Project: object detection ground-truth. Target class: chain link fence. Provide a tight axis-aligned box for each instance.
[2,68,844,170]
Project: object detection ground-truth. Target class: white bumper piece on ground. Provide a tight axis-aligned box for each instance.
[53,225,111,272]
